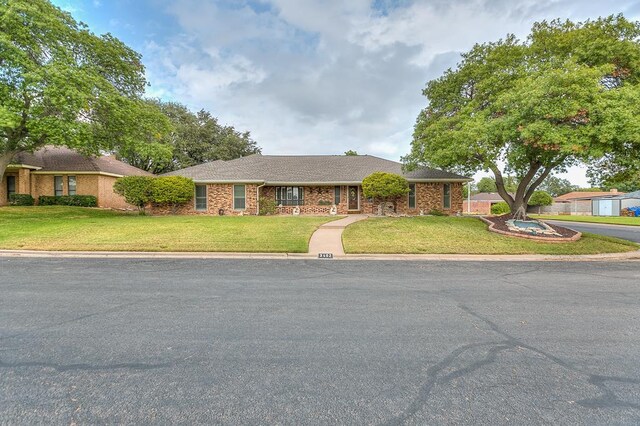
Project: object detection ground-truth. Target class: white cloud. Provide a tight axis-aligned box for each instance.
[141,0,640,186]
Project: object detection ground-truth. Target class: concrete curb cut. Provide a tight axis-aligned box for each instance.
[1,249,639,262]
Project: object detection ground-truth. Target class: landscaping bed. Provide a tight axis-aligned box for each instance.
[342,216,638,255]
[0,207,338,253]
[482,214,580,241]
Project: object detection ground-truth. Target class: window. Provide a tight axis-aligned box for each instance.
[443,183,451,209]
[67,176,77,196]
[334,186,341,205]
[7,176,16,197]
[233,184,246,210]
[275,186,304,206]
[54,176,63,196]
[408,183,416,209]
[195,185,207,211]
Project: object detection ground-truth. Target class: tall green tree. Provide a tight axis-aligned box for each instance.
[538,176,578,197]
[407,16,640,219]
[0,0,170,178]
[117,100,261,174]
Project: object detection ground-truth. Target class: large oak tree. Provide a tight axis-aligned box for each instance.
[116,100,261,174]
[407,15,640,219]
[0,0,169,178]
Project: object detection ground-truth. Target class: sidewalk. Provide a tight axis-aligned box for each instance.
[307,214,368,256]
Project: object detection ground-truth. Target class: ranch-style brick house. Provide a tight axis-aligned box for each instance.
[1,146,151,208]
[163,154,471,215]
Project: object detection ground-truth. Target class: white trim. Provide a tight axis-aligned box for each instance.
[190,178,472,185]
[194,184,208,212]
[31,171,124,178]
[408,183,416,209]
[233,184,246,210]
[6,164,42,170]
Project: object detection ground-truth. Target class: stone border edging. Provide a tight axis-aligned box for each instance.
[480,217,581,243]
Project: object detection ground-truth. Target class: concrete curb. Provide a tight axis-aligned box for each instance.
[1,249,639,262]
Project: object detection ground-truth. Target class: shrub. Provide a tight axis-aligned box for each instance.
[491,201,511,215]
[428,209,447,216]
[9,194,35,206]
[113,176,154,213]
[362,172,410,215]
[259,198,277,215]
[38,195,97,207]
[151,176,195,214]
[528,190,553,207]
[317,200,332,206]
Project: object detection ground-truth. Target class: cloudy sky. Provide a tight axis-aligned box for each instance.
[52,0,640,186]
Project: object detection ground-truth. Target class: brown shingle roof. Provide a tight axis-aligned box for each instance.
[163,154,470,184]
[554,191,624,202]
[12,146,151,176]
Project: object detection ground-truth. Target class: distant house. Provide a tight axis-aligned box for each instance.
[163,154,471,215]
[1,146,151,208]
[535,190,625,216]
[463,193,512,215]
[592,190,640,216]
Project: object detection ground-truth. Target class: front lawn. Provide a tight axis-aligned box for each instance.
[342,216,638,255]
[0,207,337,252]
[532,215,640,226]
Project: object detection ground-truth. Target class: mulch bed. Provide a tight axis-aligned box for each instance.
[483,214,580,240]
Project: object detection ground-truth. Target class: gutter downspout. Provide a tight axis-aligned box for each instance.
[256,183,266,215]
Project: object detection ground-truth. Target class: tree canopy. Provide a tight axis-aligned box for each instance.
[0,0,170,178]
[538,176,578,197]
[361,172,410,214]
[116,100,261,174]
[406,15,640,219]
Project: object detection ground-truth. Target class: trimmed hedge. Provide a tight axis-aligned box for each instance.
[38,195,98,207]
[9,193,35,206]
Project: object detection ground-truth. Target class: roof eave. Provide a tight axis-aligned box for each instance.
[30,171,124,178]
[6,164,43,170]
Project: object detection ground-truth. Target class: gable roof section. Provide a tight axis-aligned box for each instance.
[11,146,151,177]
[163,154,470,184]
[554,191,624,202]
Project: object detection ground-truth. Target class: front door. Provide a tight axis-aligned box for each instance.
[348,186,359,210]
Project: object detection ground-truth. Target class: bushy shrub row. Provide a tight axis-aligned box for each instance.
[9,194,35,206]
[113,176,195,214]
[38,195,98,207]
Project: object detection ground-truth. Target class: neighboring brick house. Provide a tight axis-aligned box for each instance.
[163,154,470,215]
[463,192,514,215]
[1,146,151,208]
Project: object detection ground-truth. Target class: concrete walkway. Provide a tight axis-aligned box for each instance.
[308,214,368,256]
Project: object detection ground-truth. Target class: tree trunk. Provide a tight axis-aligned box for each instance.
[0,151,17,184]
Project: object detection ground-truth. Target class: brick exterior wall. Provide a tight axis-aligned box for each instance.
[163,182,464,216]
[0,168,136,209]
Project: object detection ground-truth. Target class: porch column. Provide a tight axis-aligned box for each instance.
[17,169,31,194]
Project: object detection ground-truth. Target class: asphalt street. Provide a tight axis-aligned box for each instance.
[1,258,639,424]
[546,220,640,243]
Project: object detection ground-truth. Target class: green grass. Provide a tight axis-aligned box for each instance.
[0,206,337,252]
[342,216,639,255]
[532,215,640,226]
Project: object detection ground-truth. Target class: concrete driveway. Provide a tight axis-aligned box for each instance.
[546,220,640,243]
[1,258,640,424]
